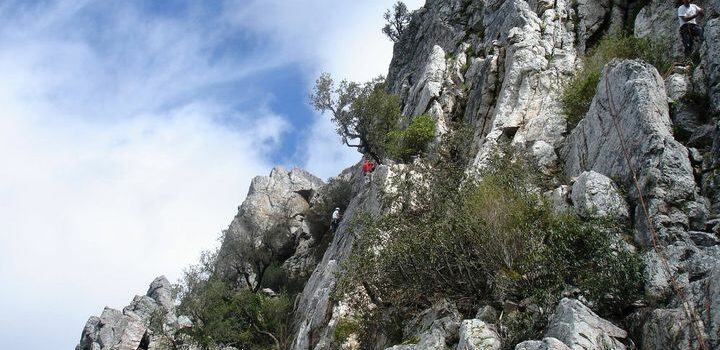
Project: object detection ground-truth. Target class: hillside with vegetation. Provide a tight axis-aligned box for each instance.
[76,1,720,349]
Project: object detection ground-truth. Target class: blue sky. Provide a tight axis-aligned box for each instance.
[0,0,423,349]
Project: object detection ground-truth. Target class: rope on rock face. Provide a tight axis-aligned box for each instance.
[602,70,709,350]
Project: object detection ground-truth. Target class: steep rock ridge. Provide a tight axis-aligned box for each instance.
[562,59,720,350]
[218,166,325,282]
[387,0,580,173]
[470,0,577,169]
[563,59,705,245]
[291,165,388,350]
[76,276,188,350]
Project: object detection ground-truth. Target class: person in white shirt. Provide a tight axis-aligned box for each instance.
[678,0,704,56]
[330,207,342,231]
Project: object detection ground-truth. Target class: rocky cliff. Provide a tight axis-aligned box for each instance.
[78,0,720,349]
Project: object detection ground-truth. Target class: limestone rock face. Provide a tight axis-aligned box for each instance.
[702,18,720,115]
[544,298,628,350]
[291,164,385,350]
[574,0,611,53]
[470,0,577,170]
[456,319,502,350]
[562,59,706,246]
[76,276,180,350]
[570,170,629,221]
[218,166,324,282]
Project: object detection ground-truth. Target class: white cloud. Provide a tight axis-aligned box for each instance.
[0,1,290,349]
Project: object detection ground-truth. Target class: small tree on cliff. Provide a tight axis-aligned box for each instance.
[382,1,411,42]
[310,73,401,164]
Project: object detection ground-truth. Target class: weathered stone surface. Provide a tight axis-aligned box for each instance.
[218,166,324,282]
[515,338,571,350]
[384,328,448,350]
[76,276,178,350]
[641,308,694,350]
[635,1,683,58]
[702,18,720,114]
[383,301,461,350]
[545,298,627,350]
[570,170,629,221]
[456,320,501,350]
[575,0,611,53]
[562,59,706,246]
[403,299,462,345]
[666,71,691,102]
[471,0,576,169]
[291,164,386,350]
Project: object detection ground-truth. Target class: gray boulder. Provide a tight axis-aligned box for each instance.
[515,338,571,350]
[384,300,461,350]
[570,170,629,221]
[545,298,627,350]
[456,319,502,350]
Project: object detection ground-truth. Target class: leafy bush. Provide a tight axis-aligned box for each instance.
[387,114,437,161]
[178,276,293,350]
[562,35,671,126]
[333,316,362,344]
[338,146,643,348]
[311,74,402,163]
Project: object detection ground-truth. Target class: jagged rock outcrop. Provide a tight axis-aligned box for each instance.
[78,1,720,349]
[76,276,187,350]
[218,166,325,282]
[469,0,577,169]
[544,298,628,350]
[560,60,720,350]
[384,300,462,350]
[563,59,706,245]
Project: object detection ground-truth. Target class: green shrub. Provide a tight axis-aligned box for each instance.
[334,316,362,344]
[387,114,436,162]
[562,35,671,127]
[177,278,293,350]
[338,146,643,348]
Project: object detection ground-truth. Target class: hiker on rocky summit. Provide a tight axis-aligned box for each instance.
[678,0,704,56]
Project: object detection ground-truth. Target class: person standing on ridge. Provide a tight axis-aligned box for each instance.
[678,0,704,56]
[330,207,342,232]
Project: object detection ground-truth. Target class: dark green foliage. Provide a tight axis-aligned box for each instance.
[310,74,402,163]
[562,35,672,127]
[333,316,362,345]
[178,278,293,350]
[338,145,643,348]
[382,1,411,42]
[387,114,437,161]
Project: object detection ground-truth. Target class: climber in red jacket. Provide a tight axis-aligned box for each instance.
[362,158,375,175]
